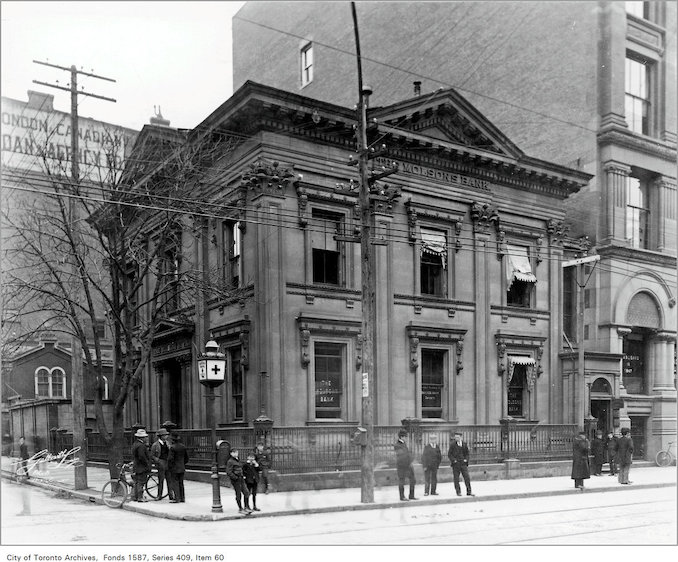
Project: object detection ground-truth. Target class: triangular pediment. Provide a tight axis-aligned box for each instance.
[153,316,194,341]
[371,89,523,159]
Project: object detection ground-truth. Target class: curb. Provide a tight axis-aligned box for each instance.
[3,469,675,522]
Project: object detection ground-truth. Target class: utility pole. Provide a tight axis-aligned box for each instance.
[562,253,600,433]
[33,60,116,490]
[350,3,398,503]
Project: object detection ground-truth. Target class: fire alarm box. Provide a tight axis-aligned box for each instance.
[351,427,368,446]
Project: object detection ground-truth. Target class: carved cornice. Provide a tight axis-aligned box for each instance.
[598,127,677,162]
[406,323,467,373]
[596,244,677,268]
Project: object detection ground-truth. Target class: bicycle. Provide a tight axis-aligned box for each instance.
[655,441,676,467]
[101,462,168,507]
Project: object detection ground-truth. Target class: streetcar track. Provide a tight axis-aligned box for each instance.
[500,521,674,544]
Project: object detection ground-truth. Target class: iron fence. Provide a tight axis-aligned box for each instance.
[58,422,576,474]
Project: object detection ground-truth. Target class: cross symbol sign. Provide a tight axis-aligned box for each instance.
[211,364,222,376]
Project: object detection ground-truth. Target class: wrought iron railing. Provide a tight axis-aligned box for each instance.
[52,422,576,474]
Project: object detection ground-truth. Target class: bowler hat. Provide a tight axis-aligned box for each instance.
[156,428,169,436]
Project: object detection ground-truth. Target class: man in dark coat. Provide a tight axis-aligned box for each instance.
[18,437,30,480]
[421,434,442,496]
[225,449,251,514]
[131,428,152,502]
[167,434,189,503]
[448,431,474,496]
[150,428,171,500]
[617,427,634,485]
[605,431,618,476]
[590,431,605,476]
[253,442,271,494]
[571,430,590,490]
[394,429,417,501]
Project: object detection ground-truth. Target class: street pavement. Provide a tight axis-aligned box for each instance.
[1,456,675,522]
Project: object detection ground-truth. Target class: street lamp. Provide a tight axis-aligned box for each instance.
[197,339,226,513]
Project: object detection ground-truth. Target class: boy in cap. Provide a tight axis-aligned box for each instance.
[254,442,272,493]
[394,428,417,501]
[226,448,251,514]
[242,452,262,511]
[131,428,152,502]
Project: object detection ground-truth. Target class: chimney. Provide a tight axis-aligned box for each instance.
[27,90,54,111]
[150,105,171,127]
[413,81,422,96]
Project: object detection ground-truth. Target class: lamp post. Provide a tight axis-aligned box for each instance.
[197,339,226,513]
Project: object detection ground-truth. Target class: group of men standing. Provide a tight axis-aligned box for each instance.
[571,427,635,490]
[131,428,189,503]
[395,429,474,501]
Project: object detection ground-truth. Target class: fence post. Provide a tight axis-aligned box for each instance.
[253,415,274,448]
[500,418,518,460]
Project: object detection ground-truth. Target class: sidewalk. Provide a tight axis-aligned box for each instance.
[2,456,675,522]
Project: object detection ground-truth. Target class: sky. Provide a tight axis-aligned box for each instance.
[1,1,246,132]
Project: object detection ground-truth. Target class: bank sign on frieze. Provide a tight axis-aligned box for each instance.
[374,156,491,191]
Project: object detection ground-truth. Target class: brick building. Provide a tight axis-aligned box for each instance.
[231,1,677,459]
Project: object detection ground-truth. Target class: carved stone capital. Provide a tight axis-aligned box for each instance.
[470,202,500,234]
[547,219,568,247]
[241,159,298,196]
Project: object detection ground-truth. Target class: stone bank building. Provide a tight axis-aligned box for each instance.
[139,82,591,434]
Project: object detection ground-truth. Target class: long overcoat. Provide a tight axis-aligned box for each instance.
[591,437,605,464]
[617,435,634,466]
[571,436,591,480]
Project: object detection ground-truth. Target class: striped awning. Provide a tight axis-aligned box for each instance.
[421,228,447,268]
[506,244,537,288]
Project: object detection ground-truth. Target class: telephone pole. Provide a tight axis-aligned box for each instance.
[33,60,116,490]
[350,3,399,503]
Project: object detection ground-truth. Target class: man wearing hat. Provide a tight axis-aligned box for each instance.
[394,429,417,501]
[151,428,172,501]
[131,428,152,502]
[590,430,605,476]
[617,427,634,485]
[448,431,474,496]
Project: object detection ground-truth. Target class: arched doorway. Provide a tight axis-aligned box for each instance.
[590,377,613,434]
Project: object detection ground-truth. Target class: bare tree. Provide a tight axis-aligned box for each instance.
[2,121,245,473]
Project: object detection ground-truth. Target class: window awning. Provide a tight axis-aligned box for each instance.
[421,228,447,268]
[506,244,537,288]
[507,355,537,388]
[508,356,535,366]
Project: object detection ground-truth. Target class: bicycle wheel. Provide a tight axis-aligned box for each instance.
[145,474,168,500]
[656,451,672,467]
[101,479,129,508]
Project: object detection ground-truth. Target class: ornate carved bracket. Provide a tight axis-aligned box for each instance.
[407,201,418,242]
[296,184,308,227]
[470,201,500,235]
[241,159,299,196]
[536,236,543,265]
[406,324,466,373]
[454,219,463,252]
[296,314,362,370]
[239,331,249,369]
[409,337,419,371]
[455,341,464,374]
[497,230,507,260]
[300,328,311,367]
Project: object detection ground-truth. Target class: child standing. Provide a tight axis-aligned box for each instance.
[254,442,271,493]
[242,453,262,511]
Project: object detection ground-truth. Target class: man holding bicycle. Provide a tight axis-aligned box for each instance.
[131,428,152,502]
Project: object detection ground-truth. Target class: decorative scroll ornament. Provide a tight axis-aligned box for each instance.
[296,184,308,227]
[470,202,500,234]
[355,334,363,370]
[547,219,568,247]
[300,329,311,367]
[455,341,464,374]
[409,337,420,371]
[407,201,418,241]
[241,159,299,195]
[497,341,507,376]
[239,331,249,369]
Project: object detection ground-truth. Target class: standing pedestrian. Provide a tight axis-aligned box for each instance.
[17,436,30,480]
[571,430,590,490]
[605,431,618,476]
[394,429,417,501]
[448,431,474,496]
[591,431,605,476]
[421,434,442,496]
[253,441,271,494]
[167,434,189,503]
[150,428,171,500]
[131,428,152,502]
[225,448,251,514]
[243,453,262,511]
[617,427,634,485]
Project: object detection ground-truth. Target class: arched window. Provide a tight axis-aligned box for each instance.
[34,367,66,398]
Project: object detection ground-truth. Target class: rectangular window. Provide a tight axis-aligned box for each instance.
[52,373,64,398]
[311,209,342,285]
[625,56,651,135]
[626,177,650,248]
[421,349,445,418]
[508,364,526,417]
[301,43,313,87]
[229,347,244,421]
[506,245,536,308]
[161,231,181,313]
[625,1,648,19]
[420,227,447,297]
[94,318,106,339]
[223,221,242,288]
[314,342,343,419]
[563,266,576,343]
[36,368,50,397]
[623,333,647,394]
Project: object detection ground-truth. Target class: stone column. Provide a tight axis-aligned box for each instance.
[653,177,677,252]
[616,327,632,392]
[652,332,676,393]
[603,162,631,243]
